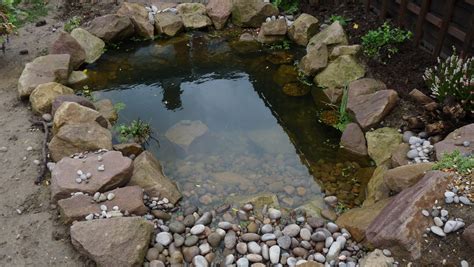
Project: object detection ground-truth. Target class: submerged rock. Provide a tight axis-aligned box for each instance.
[18,54,71,98]
[70,28,105,64]
[282,82,310,97]
[288,13,319,46]
[232,0,278,28]
[67,70,88,85]
[86,14,134,43]
[29,82,74,114]
[71,217,153,266]
[165,120,209,150]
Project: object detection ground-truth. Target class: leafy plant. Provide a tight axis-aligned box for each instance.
[433,150,473,175]
[361,22,412,62]
[423,48,473,112]
[80,85,94,101]
[113,102,126,113]
[269,39,291,50]
[64,16,81,33]
[271,0,299,14]
[335,202,349,214]
[334,86,351,131]
[329,15,348,27]
[116,119,152,144]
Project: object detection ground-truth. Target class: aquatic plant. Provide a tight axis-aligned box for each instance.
[423,48,473,113]
[116,119,153,144]
[433,150,473,175]
[113,102,126,113]
[329,15,348,27]
[361,22,412,62]
[334,86,351,132]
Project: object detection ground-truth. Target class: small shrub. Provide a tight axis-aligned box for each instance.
[116,119,152,144]
[423,48,473,112]
[433,150,473,174]
[361,22,412,61]
[269,39,291,50]
[64,16,81,33]
[329,15,348,27]
[271,0,299,14]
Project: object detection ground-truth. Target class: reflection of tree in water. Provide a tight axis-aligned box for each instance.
[161,78,183,111]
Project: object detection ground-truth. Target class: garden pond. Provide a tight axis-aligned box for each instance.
[76,31,374,212]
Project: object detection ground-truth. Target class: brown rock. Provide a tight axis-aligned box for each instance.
[53,102,108,134]
[349,90,399,130]
[462,223,474,249]
[366,171,450,260]
[113,143,144,157]
[154,12,183,37]
[86,14,134,42]
[128,151,182,204]
[434,123,474,161]
[366,127,403,166]
[347,78,387,100]
[206,0,233,30]
[51,151,133,201]
[58,186,147,224]
[261,18,287,36]
[94,99,118,124]
[256,30,285,44]
[321,208,337,221]
[409,89,434,105]
[363,162,390,207]
[336,197,392,242]
[29,82,74,114]
[18,54,71,98]
[297,262,324,267]
[232,0,279,28]
[384,163,434,193]
[51,94,96,116]
[340,123,367,157]
[50,31,86,69]
[298,43,328,76]
[71,217,153,266]
[391,143,410,168]
[307,21,348,51]
[116,2,154,39]
[48,122,113,162]
[288,13,319,46]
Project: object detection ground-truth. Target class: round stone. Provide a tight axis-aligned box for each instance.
[246,254,263,263]
[156,232,173,246]
[430,226,446,237]
[463,141,471,147]
[146,247,160,261]
[236,257,249,267]
[314,252,326,263]
[207,232,222,248]
[300,228,311,241]
[444,191,456,198]
[218,221,233,230]
[199,243,211,255]
[261,224,273,234]
[169,221,186,234]
[185,235,199,246]
[268,208,281,220]
[407,149,419,159]
[261,233,276,241]
[225,254,235,265]
[382,249,392,257]
[192,255,208,267]
[269,245,280,264]
[421,210,430,217]
[402,131,414,142]
[282,224,300,237]
[190,224,205,235]
[326,222,339,233]
[248,241,262,254]
[277,235,291,250]
[433,217,444,227]
[236,242,248,254]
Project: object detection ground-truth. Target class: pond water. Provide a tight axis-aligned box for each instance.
[79,31,372,211]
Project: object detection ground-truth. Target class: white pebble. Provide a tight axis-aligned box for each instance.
[107,193,115,201]
[100,205,107,211]
[97,165,105,171]
[26,146,33,151]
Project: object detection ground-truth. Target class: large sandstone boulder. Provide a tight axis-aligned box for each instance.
[177,3,212,29]
[366,171,450,259]
[154,12,183,37]
[232,0,279,28]
[366,127,402,166]
[48,122,112,162]
[363,162,391,207]
[29,82,74,114]
[58,186,147,224]
[50,31,86,69]
[51,151,133,201]
[314,55,365,89]
[53,102,108,134]
[94,99,118,124]
[86,14,135,42]
[384,163,434,193]
[128,151,182,204]
[117,2,154,39]
[329,44,361,60]
[206,0,233,30]
[390,143,410,167]
[288,13,319,46]
[18,54,71,98]
[340,122,367,157]
[298,43,328,77]
[51,94,95,116]
[70,28,105,64]
[434,123,474,160]
[307,21,348,51]
[261,18,287,36]
[71,217,153,266]
[336,197,392,242]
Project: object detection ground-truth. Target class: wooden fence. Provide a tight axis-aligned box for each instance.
[364,0,474,57]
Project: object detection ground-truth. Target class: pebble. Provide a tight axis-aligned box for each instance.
[33,159,41,165]
[236,257,249,267]
[236,242,248,254]
[207,232,222,248]
[421,209,430,217]
[430,226,446,237]
[445,196,454,204]
[42,113,53,122]
[440,209,448,217]
[327,222,339,233]
[85,214,94,221]
[314,253,326,263]
[269,245,280,264]
[325,236,334,248]
[242,233,260,242]
[97,164,105,171]
[327,240,344,261]
[190,224,205,235]
[192,255,208,267]
[248,241,261,254]
[409,136,422,145]
[282,224,300,237]
[268,208,281,220]
[459,196,471,205]
[407,149,419,159]
[184,235,199,246]
[0,146,7,152]
[261,224,273,234]
[261,233,276,241]
[156,232,173,246]
[300,228,311,241]
[195,212,212,225]
[444,191,455,198]
[100,205,107,211]
[224,231,237,249]
[433,217,444,227]
[26,146,33,151]
[107,193,115,201]
[225,254,235,265]
[218,221,233,230]
[277,235,291,250]
[382,249,392,257]
[403,131,414,143]
[443,220,465,234]
[461,260,469,267]
[199,243,211,255]
[463,141,471,147]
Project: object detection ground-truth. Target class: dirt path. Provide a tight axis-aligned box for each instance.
[0,10,89,267]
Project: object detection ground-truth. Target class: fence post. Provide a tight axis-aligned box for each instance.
[434,0,457,57]
[414,0,431,48]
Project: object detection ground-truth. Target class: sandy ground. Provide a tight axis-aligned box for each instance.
[0,8,90,267]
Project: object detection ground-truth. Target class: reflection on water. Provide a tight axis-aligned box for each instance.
[80,31,371,210]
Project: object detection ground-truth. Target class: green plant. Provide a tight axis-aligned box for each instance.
[335,202,349,214]
[361,22,412,61]
[269,39,291,50]
[334,86,351,131]
[271,0,299,14]
[423,48,473,112]
[64,16,81,33]
[113,102,126,113]
[116,119,152,144]
[329,15,348,27]
[80,85,94,101]
[433,150,473,175]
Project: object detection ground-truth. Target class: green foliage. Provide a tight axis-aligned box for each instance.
[271,0,299,14]
[269,39,291,50]
[361,22,412,61]
[64,16,81,33]
[334,86,351,131]
[113,102,126,113]
[80,85,94,101]
[423,48,473,112]
[329,15,348,27]
[335,202,349,214]
[1,0,47,28]
[433,150,474,175]
[116,119,152,144]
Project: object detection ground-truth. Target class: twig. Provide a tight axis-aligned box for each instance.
[30,119,49,185]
